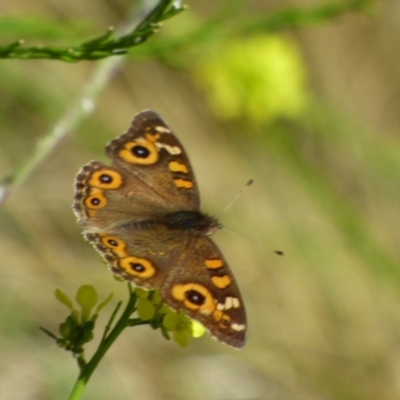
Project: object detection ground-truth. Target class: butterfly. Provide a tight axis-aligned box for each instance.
[73,110,246,348]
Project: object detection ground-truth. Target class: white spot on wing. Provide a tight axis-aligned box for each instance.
[155,142,182,155]
[231,323,245,332]
[155,126,171,133]
[224,297,233,310]
[232,298,240,308]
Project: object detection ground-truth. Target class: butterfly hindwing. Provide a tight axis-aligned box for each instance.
[162,236,246,348]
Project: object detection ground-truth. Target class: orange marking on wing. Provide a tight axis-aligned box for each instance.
[168,161,189,174]
[119,140,158,165]
[119,256,156,278]
[171,283,216,314]
[205,259,223,269]
[211,275,231,289]
[173,178,193,189]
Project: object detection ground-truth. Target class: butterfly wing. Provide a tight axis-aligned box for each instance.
[161,236,247,349]
[106,110,200,210]
[83,229,189,290]
[73,111,200,231]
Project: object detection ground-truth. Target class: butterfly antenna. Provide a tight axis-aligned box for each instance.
[216,179,254,219]
[217,179,283,256]
[223,225,284,256]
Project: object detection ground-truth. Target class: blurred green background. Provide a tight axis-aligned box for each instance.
[1,0,400,399]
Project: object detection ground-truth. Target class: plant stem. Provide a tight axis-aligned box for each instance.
[68,291,138,400]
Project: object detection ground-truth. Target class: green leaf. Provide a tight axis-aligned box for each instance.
[149,289,161,304]
[160,325,171,340]
[82,330,94,344]
[59,322,71,339]
[137,297,155,320]
[135,287,149,299]
[76,285,98,323]
[159,304,171,314]
[54,288,74,310]
[162,309,179,331]
[173,330,190,348]
[70,310,80,324]
[80,27,115,48]
[175,311,191,331]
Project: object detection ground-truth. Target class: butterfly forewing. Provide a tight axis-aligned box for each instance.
[106,110,200,211]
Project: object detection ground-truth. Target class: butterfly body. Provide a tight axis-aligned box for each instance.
[73,110,246,348]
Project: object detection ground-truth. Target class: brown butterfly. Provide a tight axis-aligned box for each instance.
[73,111,246,348]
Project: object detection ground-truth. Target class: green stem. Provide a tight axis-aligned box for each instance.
[68,291,138,400]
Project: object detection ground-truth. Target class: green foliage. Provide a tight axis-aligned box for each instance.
[162,308,204,347]
[162,307,179,330]
[0,0,184,62]
[47,284,204,357]
[137,297,156,320]
[44,285,113,357]
[76,285,99,323]
[42,284,205,398]
[135,288,205,346]
[0,0,371,63]
[55,288,74,311]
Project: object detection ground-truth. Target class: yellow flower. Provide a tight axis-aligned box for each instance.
[196,34,307,124]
